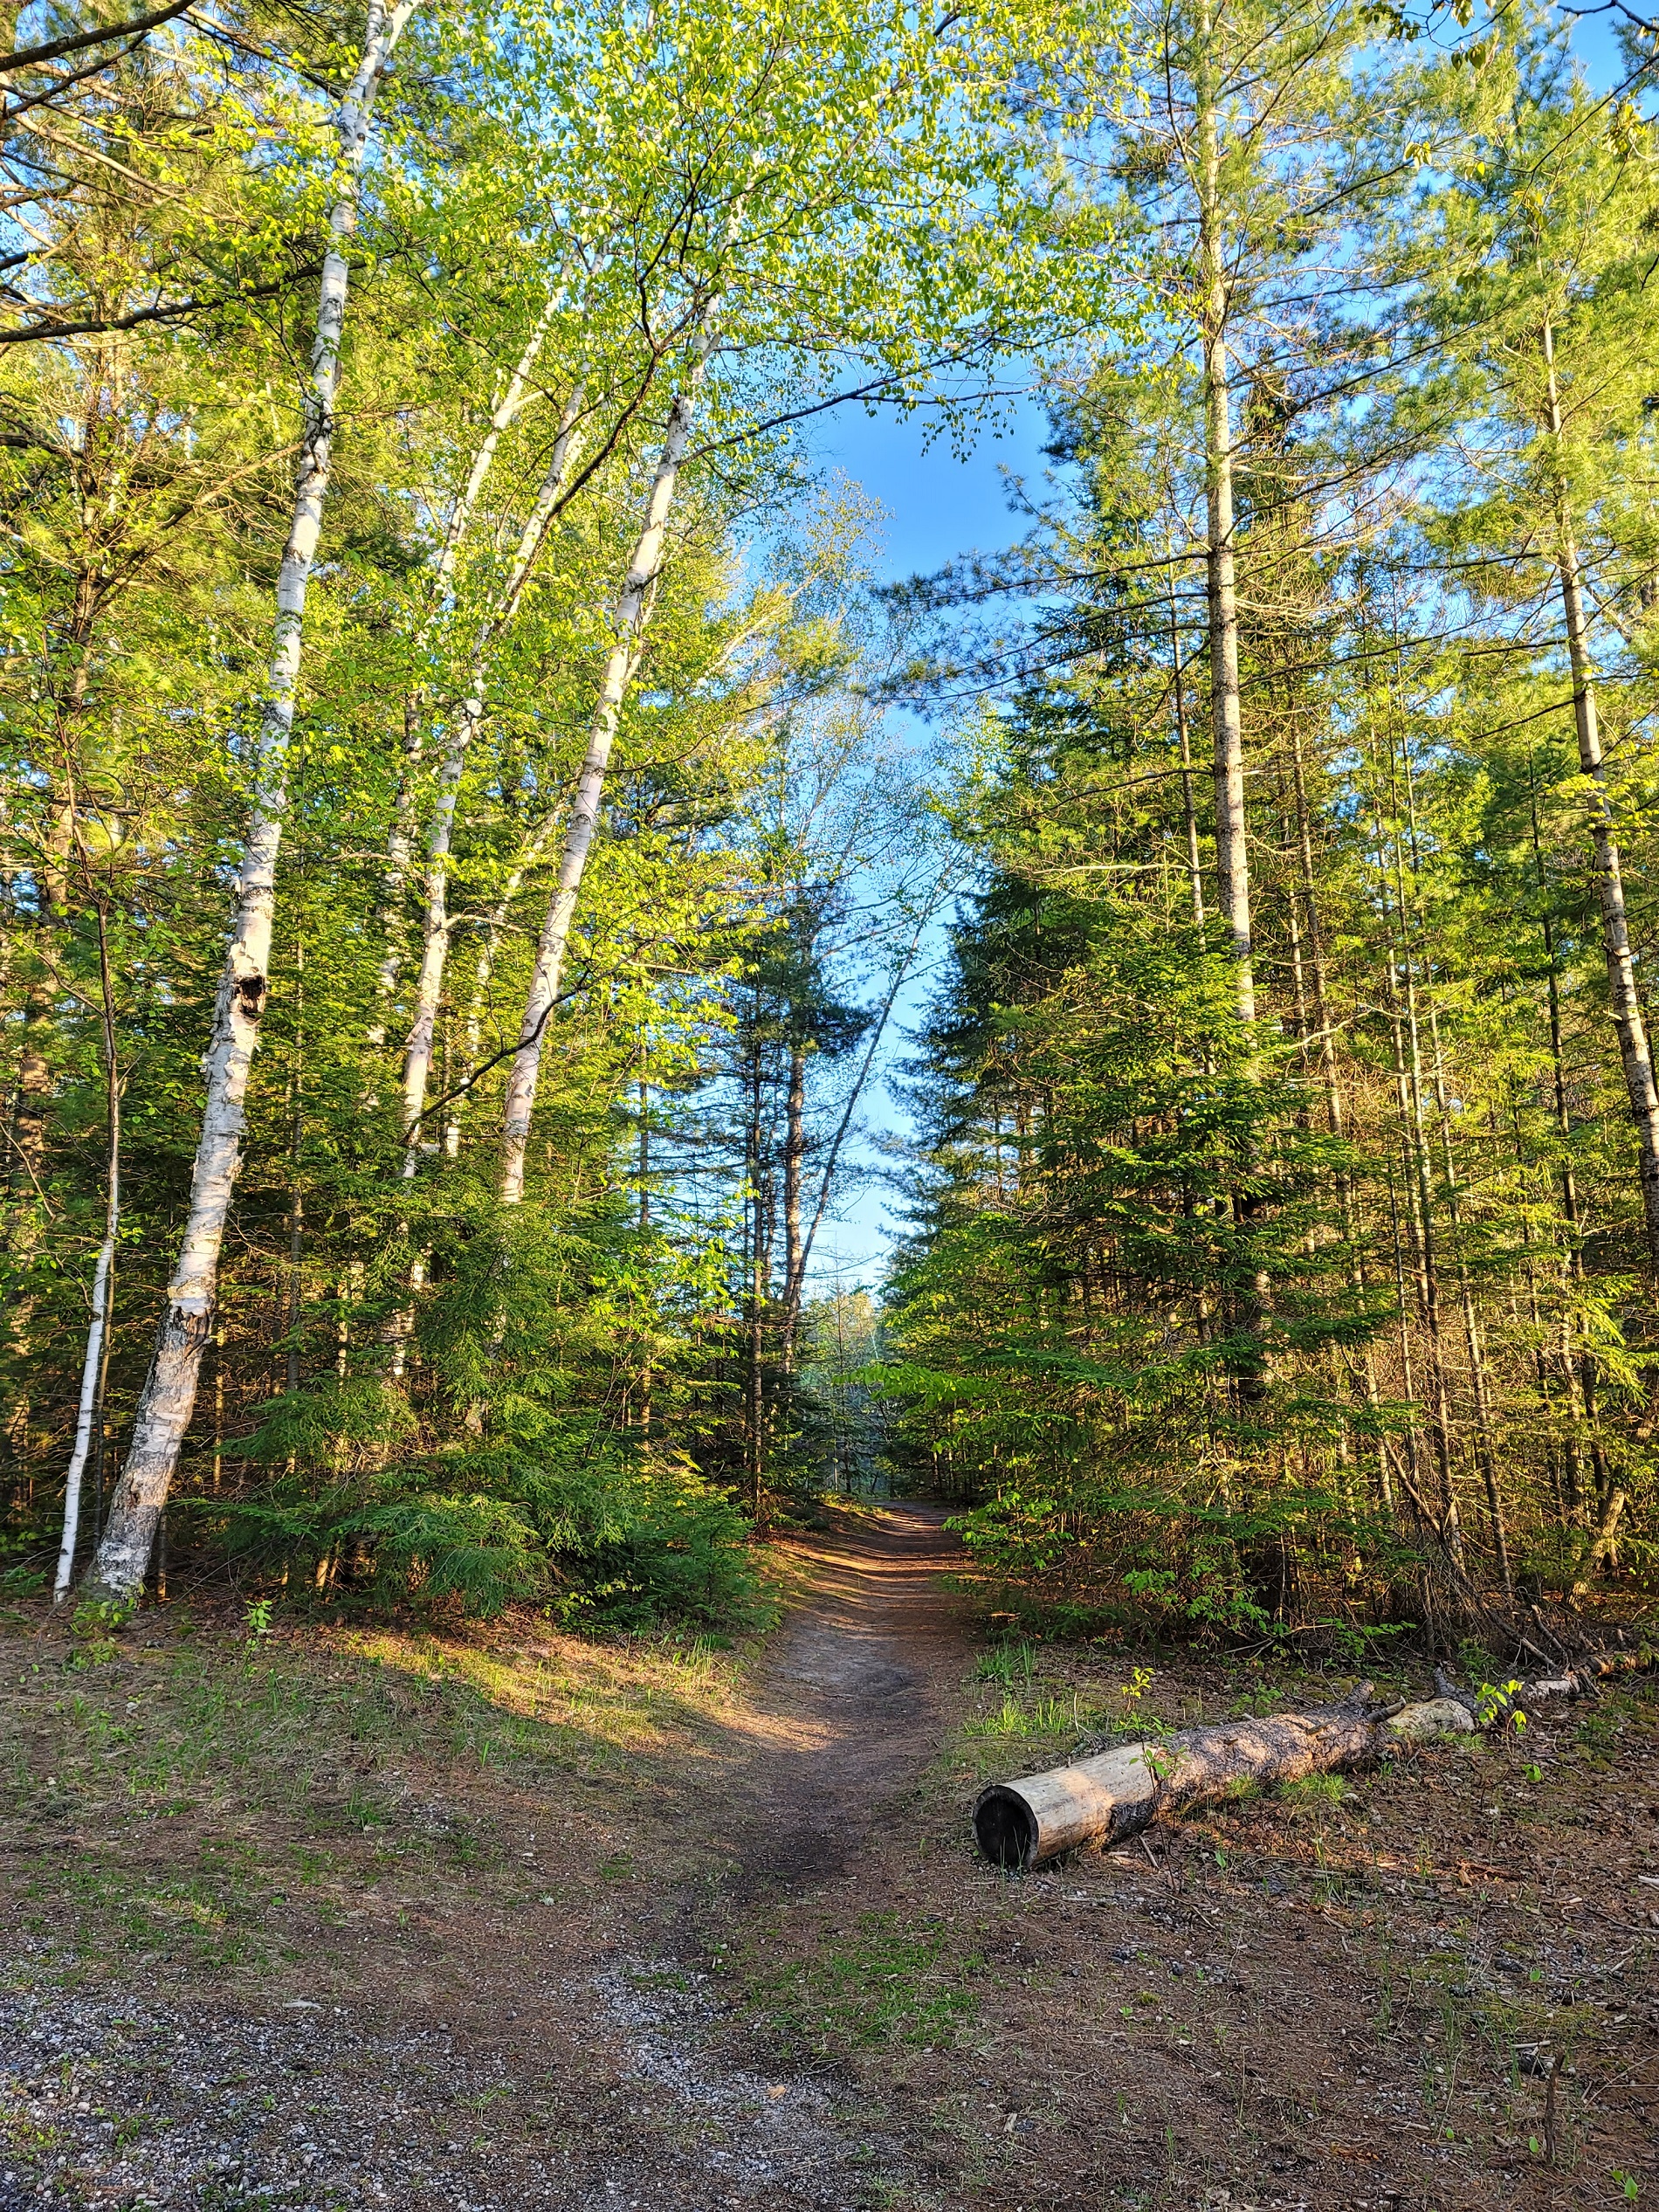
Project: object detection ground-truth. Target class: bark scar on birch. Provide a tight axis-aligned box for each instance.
[234,970,268,1021]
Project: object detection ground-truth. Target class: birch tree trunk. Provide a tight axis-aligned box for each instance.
[366,306,555,1055]
[499,324,717,1204]
[400,390,585,1170]
[55,898,119,1602]
[1541,320,1659,1270]
[87,0,419,1601]
[437,796,575,1154]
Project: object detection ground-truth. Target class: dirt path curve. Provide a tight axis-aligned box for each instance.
[719,1501,973,1896]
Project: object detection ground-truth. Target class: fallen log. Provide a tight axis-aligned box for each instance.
[972,1652,1652,1872]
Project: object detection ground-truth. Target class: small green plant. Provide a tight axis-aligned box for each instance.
[1119,1664,1153,1712]
[71,1595,134,1637]
[1282,1771,1347,1816]
[1614,2170,1640,2202]
[1324,1619,1413,1666]
[244,1598,274,1643]
[967,1693,1070,1740]
[975,1640,1036,1689]
[1522,1761,1542,1782]
[1476,1679,1525,1732]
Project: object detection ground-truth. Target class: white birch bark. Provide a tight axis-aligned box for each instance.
[55,1226,114,1601]
[366,306,555,1054]
[431,302,557,603]
[499,325,718,1203]
[400,389,586,1170]
[444,800,571,1154]
[55,1147,116,1602]
[87,0,420,1601]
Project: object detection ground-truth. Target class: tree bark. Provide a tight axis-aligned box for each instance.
[1168,559,1204,927]
[1196,4,1253,1028]
[366,304,555,1057]
[1543,318,1659,1269]
[1569,1487,1627,1597]
[87,0,420,1600]
[781,1040,806,1373]
[499,321,717,1204]
[54,893,119,1601]
[973,1664,1635,1871]
[400,389,585,1171]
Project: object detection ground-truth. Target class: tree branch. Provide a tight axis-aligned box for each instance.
[0,0,190,76]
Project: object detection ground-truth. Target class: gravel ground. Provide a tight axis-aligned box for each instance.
[0,1967,905,2212]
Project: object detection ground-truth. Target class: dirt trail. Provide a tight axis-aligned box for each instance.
[9,1513,1656,2211]
[716,1502,971,1895]
[578,1503,975,2209]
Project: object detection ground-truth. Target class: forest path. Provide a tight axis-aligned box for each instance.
[576,1499,978,2210]
[8,1517,1648,2212]
[710,1500,974,1896]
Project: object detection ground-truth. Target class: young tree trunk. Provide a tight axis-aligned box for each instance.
[87,0,419,1601]
[4,761,74,1463]
[440,797,573,1148]
[1543,319,1659,1269]
[1195,8,1253,1029]
[400,390,585,1170]
[284,934,306,1389]
[788,885,945,1305]
[1167,559,1204,927]
[366,306,555,1057]
[499,323,717,1204]
[748,1035,768,1507]
[54,895,119,1602]
[365,696,423,1065]
[1425,1003,1511,1591]
[1569,1487,1627,1596]
[781,1041,806,1373]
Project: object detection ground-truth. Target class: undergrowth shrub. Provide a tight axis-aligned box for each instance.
[944,1480,1426,1657]
[210,1371,768,1632]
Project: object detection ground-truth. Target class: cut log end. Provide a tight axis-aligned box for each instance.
[969,1649,1654,1872]
[974,1784,1039,1871]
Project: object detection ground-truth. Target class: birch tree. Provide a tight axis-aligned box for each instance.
[401,386,588,1169]
[88,0,421,1599]
[499,327,718,1202]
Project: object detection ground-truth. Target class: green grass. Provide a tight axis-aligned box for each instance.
[974,1639,1038,1689]
[742,1910,984,2057]
[0,1609,758,1986]
[1280,1772,1349,1816]
[964,1692,1075,1740]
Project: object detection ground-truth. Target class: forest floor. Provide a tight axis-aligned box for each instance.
[1,1502,1656,2212]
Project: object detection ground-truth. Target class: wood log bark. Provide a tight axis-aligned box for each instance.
[973,1658,1649,1871]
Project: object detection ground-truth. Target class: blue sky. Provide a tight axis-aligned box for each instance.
[799,394,1052,1298]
